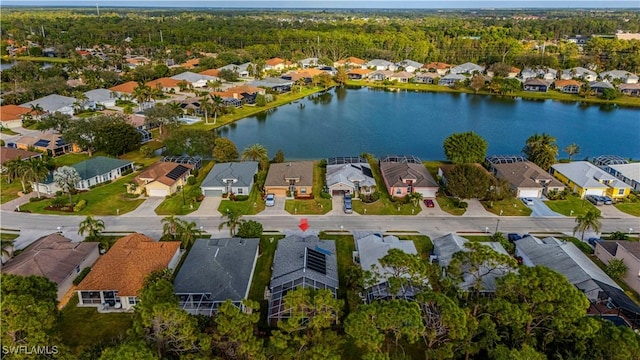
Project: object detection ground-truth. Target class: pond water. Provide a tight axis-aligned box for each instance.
[220,87,640,160]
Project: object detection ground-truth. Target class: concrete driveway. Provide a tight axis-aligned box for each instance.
[418,198,451,217]
[189,196,222,217]
[126,197,164,216]
[260,194,289,216]
[529,198,564,217]
[597,204,637,219]
[462,199,496,217]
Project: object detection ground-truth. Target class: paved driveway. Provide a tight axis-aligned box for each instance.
[597,204,637,219]
[462,199,496,217]
[260,195,289,216]
[529,198,564,217]
[126,197,164,217]
[418,198,451,217]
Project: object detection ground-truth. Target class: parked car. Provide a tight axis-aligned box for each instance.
[588,237,602,246]
[265,193,275,207]
[521,197,534,206]
[424,199,435,208]
[507,233,522,242]
[343,194,353,214]
[586,195,603,206]
[601,196,613,205]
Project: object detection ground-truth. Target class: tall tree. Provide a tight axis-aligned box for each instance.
[443,132,488,164]
[522,133,558,171]
[144,103,182,136]
[335,66,348,85]
[241,143,269,170]
[53,165,80,206]
[99,341,158,360]
[563,143,580,161]
[445,164,494,199]
[573,209,602,240]
[210,94,224,124]
[3,157,29,193]
[446,241,517,293]
[218,209,243,237]
[213,138,239,162]
[161,215,183,241]
[36,111,72,133]
[470,74,485,93]
[416,291,469,359]
[23,158,49,198]
[213,300,265,360]
[78,215,105,240]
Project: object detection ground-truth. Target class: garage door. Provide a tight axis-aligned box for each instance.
[148,188,168,197]
[332,189,345,196]
[203,189,223,197]
[518,189,540,198]
[585,188,605,196]
[416,189,437,198]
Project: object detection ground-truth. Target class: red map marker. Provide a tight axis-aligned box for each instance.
[299,218,309,232]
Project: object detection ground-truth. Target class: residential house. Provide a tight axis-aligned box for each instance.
[281,68,325,83]
[84,89,117,108]
[523,78,550,92]
[2,233,99,300]
[268,233,338,325]
[133,161,193,197]
[389,71,414,83]
[0,105,31,128]
[249,77,293,93]
[318,66,338,76]
[368,70,394,81]
[174,238,259,315]
[0,147,43,172]
[299,57,319,68]
[326,157,376,197]
[108,81,138,96]
[492,161,565,198]
[264,58,289,71]
[561,67,597,81]
[554,79,582,94]
[200,161,259,197]
[265,161,313,198]
[599,70,639,84]
[413,72,439,84]
[422,62,452,75]
[13,133,74,156]
[449,62,485,75]
[519,67,557,81]
[618,83,640,97]
[334,57,367,68]
[199,68,221,77]
[347,68,372,80]
[438,73,466,87]
[179,58,200,69]
[170,71,218,88]
[354,231,419,302]
[35,156,134,194]
[218,62,253,78]
[588,81,615,95]
[147,77,182,93]
[379,155,438,198]
[366,59,396,71]
[486,65,521,78]
[432,233,511,292]
[396,60,423,73]
[551,161,631,199]
[595,241,640,295]
[76,233,181,311]
[23,94,76,116]
[601,163,640,191]
[124,55,151,68]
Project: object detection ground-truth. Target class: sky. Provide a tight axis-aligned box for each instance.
[1,0,639,9]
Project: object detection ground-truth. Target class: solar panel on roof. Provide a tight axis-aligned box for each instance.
[34,139,50,147]
[306,248,327,275]
[55,139,66,146]
[166,165,189,180]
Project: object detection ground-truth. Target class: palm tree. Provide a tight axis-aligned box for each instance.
[210,95,224,124]
[563,143,580,161]
[161,215,183,241]
[4,158,28,193]
[241,143,269,170]
[573,209,602,241]
[29,103,44,120]
[406,191,423,207]
[133,82,152,110]
[177,219,202,249]
[200,95,214,124]
[218,209,243,237]
[78,215,106,240]
[23,158,50,198]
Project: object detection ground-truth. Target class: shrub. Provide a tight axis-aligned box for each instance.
[121,169,133,176]
[458,201,468,209]
[187,176,196,185]
[320,192,331,199]
[29,196,45,202]
[565,237,594,254]
[50,197,66,207]
[74,199,87,212]
[234,195,249,202]
[191,168,199,177]
[237,220,263,238]
[73,267,91,285]
[55,190,63,197]
[361,191,381,203]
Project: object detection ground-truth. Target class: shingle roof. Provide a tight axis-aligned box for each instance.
[173,238,259,301]
[354,232,417,285]
[0,147,41,164]
[390,71,414,79]
[71,156,134,181]
[84,89,115,103]
[606,163,640,182]
[524,78,550,86]
[265,161,314,187]
[201,161,259,188]
[326,162,376,189]
[610,241,640,260]
[450,62,485,74]
[170,71,218,83]
[589,81,615,89]
[493,161,564,189]
[2,233,98,285]
[397,59,423,68]
[135,161,193,187]
[23,94,76,113]
[76,233,180,296]
[552,161,630,190]
[380,161,438,188]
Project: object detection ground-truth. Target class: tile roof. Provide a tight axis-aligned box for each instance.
[348,68,372,76]
[265,161,314,187]
[0,147,41,164]
[493,161,564,189]
[380,161,438,188]
[108,81,138,94]
[2,233,98,285]
[422,62,452,70]
[0,105,31,122]
[179,58,200,69]
[201,161,259,188]
[135,161,193,186]
[76,233,180,296]
[199,68,220,77]
[265,57,285,66]
[224,84,264,95]
[337,57,366,65]
[147,77,182,89]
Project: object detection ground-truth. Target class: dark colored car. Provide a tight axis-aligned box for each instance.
[343,194,353,214]
[588,237,602,246]
[507,233,522,242]
[601,196,613,205]
[424,199,435,208]
[586,195,603,206]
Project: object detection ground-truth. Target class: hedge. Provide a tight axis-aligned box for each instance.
[73,267,91,285]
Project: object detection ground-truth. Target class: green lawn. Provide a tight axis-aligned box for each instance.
[10,55,70,64]
[56,296,133,355]
[544,195,600,217]
[218,186,265,215]
[1,180,24,204]
[0,127,19,135]
[395,235,433,259]
[19,173,145,216]
[462,235,494,242]
[614,202,640,217]
[0,233,19,241]
[247,234,284,328]
[481,198,532,216]
[436,195,466,216]
[284,161,331,215]
[155,161,213,215]
[53,153,92,167]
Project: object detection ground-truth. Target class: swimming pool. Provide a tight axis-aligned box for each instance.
[178,116,202,125]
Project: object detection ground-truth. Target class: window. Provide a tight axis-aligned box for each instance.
[237,188,243,194]
[618,188,625,195]
[396,188,402,195]
[300,188,307,194]
[128,297,138,305]
[76,265,81,273]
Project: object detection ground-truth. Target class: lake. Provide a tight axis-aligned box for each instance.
[220,87,640,160]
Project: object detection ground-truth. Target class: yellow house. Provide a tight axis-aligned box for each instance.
[133,161,193,197]
[550,161,631,199]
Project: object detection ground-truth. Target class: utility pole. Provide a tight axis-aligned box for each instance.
[96,3,100,16]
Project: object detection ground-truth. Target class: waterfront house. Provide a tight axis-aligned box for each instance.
[264,57,289,71]
[601,162,640,191]
[599,70,639,84]
[0,105,31,128]
[218,62,253,78]
[553,79,582,94]
[618,83,640,97]
[595,241,640,295]
[368,70,394,81]
[264,161,313,198]
[334,57,367,68]
[438,73,466,87]
[389,71,414,83]
[523,78,550,92]
[413,72,439,84]
[76,233,181,312]
[23,94,76,116]
[396,59,423,73]
[249,77,293,93]
[449,62,485,75]
[326,157,376,197]
[520,67,557,81]
[267,233,338,325]
[366,59,396,71]
[2,233,99,300]
[588,81,615,95]
[354,231,419,302]
[347,68,372,80]
[492,161,565,198]
[561,67,597,81]
[133,161,193,197]
[174,238,259,315]
[422,62,452,75]
[170,71,219,88]
[550,161,631,199]
[13,133,74,156]
[200,161,258,197]
[379,155,438,198]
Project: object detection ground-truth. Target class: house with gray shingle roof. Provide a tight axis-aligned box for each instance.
[449,62,485,75]
[267,232,338,325]
[380,155,438,198]
[326,157,376,197]
[523,78,550,92]
[366,59,396,71]
[84,89,117,108]
[265,161,314,198]
[170,71,219,88]
[218,62,253,78]
[200,161,258,197]
[396,59,423,73]
[492,161,564,198]
[438,73,466,86]
[599,70,639,84]
[588,81,615,94]
[174,238,259,315]
[595,241,640,295]
[23,94,76,116]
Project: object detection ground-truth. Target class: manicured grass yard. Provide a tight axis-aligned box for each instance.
[614,202,640,217]
[0,127,19,135]
[481,198,532,216]
[436,195,466,216]
[218,186,265,215]
[53,153,92,167]
[0,232,19,241]
[1,180,24,204]
[247,234,285,328]
[155,161,213,215]
[395,235,433,259]
[284,161,331,215]
[57,296,133,355]
[19,173,145,216]
[544,195,600,217]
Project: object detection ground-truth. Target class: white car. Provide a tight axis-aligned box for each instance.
[265,193,275,207]
[521,197,534,206]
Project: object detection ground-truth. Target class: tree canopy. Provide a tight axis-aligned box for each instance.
[443,132,488,164]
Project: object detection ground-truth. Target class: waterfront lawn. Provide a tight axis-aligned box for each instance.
[544,195,599,217]
[218,186,265,215]
[395,235,433,259]
[436,195,466,216]
[57,296,133,355]
[481,198,533,216]
[19,173,144,216]
[155,161,213,215]
[0,180,24,204]
[120,146,163,167]
[423,160,447,179]
[615,202,640,217]
[284,161,331,215]
[248,234,284,328]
